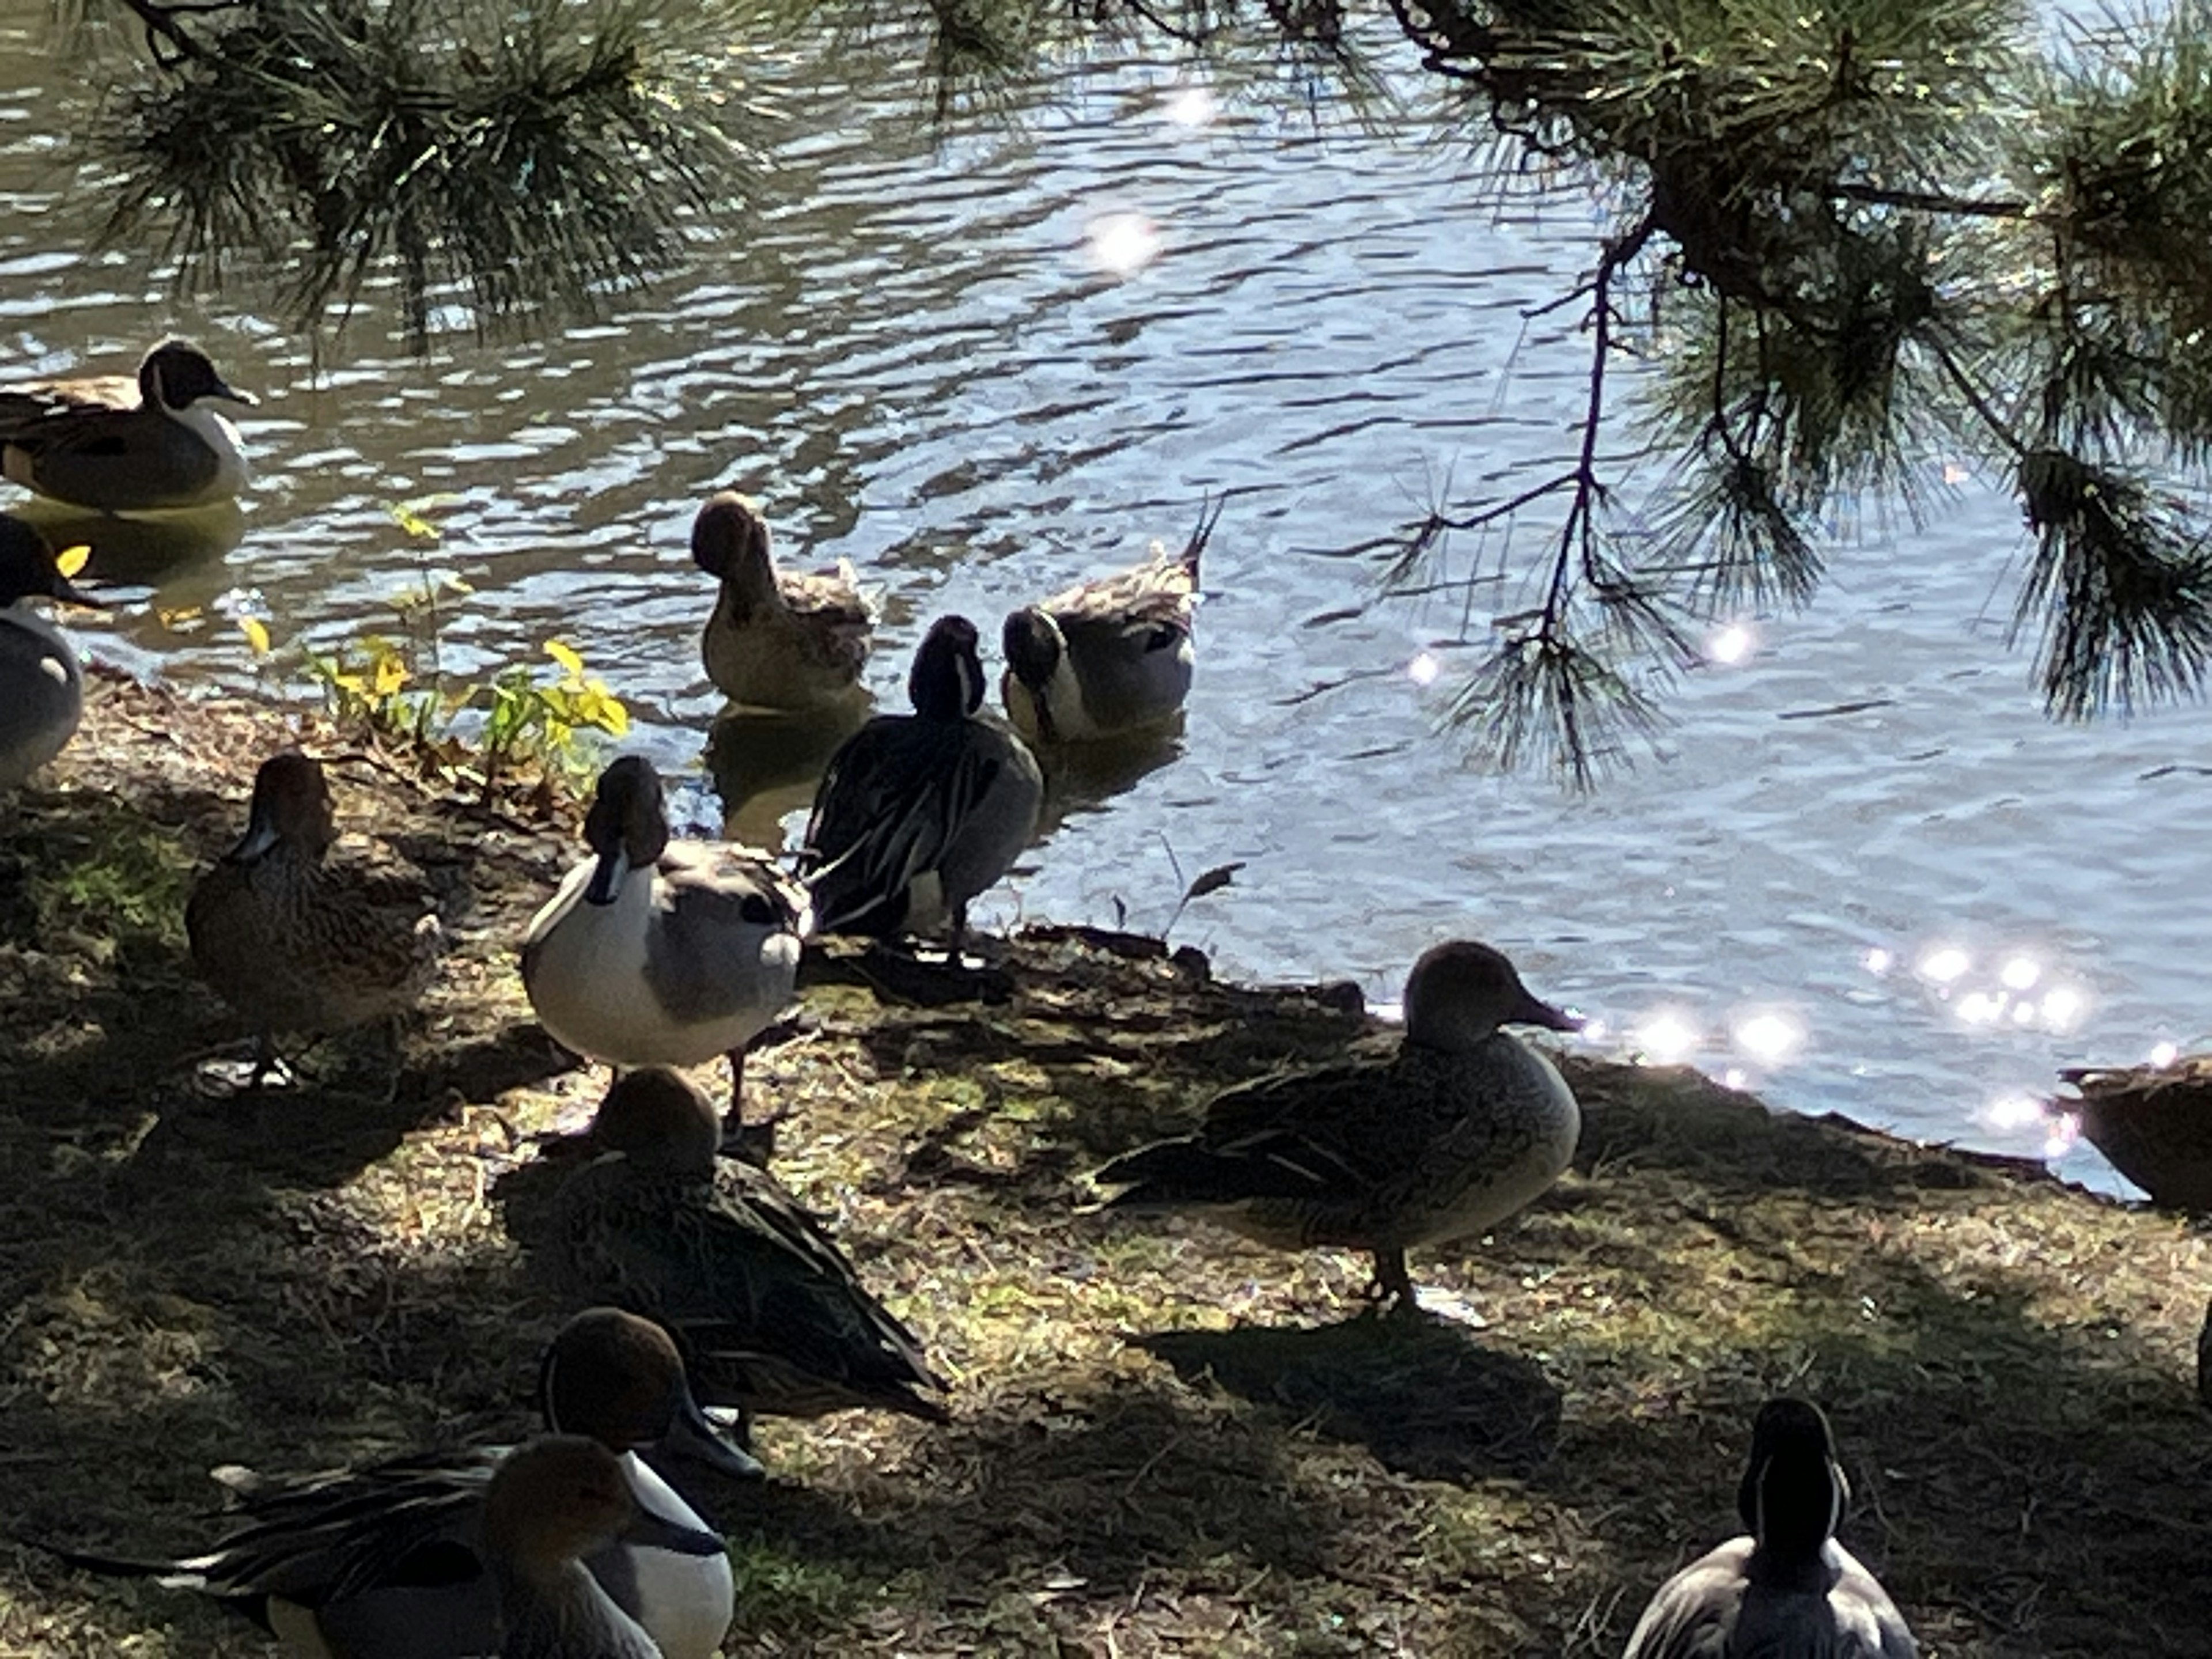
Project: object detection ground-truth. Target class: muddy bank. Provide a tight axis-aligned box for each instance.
[1,671,2207,1657]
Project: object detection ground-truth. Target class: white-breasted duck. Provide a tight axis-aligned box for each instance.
[0,339,255,512]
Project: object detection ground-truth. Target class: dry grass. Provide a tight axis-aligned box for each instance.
[1,671,2209,1657]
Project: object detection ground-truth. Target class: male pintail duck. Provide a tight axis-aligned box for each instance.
[692,491,873,712]
[51,1309,747,1659]
[1622,1397,1919,1658]
[798,614,1043,956]
[0,517,100,789]
[185,751,441,1080]
[0,339,255,512]
[1001,498,1217,745]
[522,754,809,1134]
[1093,940,1581,1313]
[548,1067,949,1429]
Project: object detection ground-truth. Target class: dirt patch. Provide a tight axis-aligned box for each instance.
[1,672,2207,1657]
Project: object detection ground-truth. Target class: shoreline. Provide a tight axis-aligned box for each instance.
[2,670,2209,1656]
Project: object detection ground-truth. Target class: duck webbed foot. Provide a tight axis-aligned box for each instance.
[1364,1248,1423,1319]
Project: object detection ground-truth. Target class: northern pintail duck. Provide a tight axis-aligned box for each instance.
[53,1309,747,1659]
[523,754,809,1132]
[692,491,873,712]
[547,1067,949,1429]
[185,751,441,1078]
[1001,499,1217,745]
[799,613,1043,956]
[0,339,255,512]
[1094,940,1581,1312]
[0,517,99,789]
[1623,1397,1919,1658]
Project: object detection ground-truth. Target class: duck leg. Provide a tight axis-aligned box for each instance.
[1368,1247,1420,1316]
[719,1046,788,1165]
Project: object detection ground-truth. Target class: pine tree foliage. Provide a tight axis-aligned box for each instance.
[60,0,2212,772]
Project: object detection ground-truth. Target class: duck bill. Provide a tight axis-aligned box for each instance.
[621,1504,729,1558]
[664,1385,766,1483]
[583,845,631,906]
[1512,990,1583,1033]
[226,805,281,863]
[210,376,257,409]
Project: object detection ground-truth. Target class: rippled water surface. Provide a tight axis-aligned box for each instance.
[2,10,2205,1192]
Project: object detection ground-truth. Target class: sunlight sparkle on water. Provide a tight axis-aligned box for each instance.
[2044,1113,2080,1158]
[1863,948,1892,974]
[2039,986,2083,1029]
[1160,84,1218,127]
[1635,1013,1699,1065]
[1706,623,1755,665]
[1733,1012,1803,1065]
[1722,1067,1748,1089]
[1986,1094,2042,1130]
[1955,991,2001,1025]
[2151,1040,2181,1067]
[1918,946,1971,983]
[1407,650,1441,687]
[1086,213,1163,278]
[2000,956,2041,991]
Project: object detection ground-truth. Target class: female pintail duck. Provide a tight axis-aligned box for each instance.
[51,1309,748,1659]
[185,751,442,1080]
[1622,1397,1919,1658]
[522,754,809,1132]
[0,339,255,513]
[1093,940,1582,1313]
[548,1067,949,1430]
[798,613,1043,957]
[0,517,100,789]
[1001,498,1217,745]
[692,491,873,712]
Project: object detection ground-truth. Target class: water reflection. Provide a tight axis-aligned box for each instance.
[10,496,244,586]
[704,700,871,853]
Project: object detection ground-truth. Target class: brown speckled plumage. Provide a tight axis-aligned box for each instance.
[692,492,872,712]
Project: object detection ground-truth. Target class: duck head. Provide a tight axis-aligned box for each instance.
[1738,1396,1849,1561]
[0,518,101,611]
[587,1066,722,1176]
[690,493,778,607]
[484,1436,726,1589]
[1001,608,1065,741]
[1403,940,1581,1053]
[540,1305,763,1482]
[581,756,673,905]
[228,752,338,865]
[909,615,985,720]
[142,339,256,412]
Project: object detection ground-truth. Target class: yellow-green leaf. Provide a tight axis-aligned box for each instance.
[239,616,272,656]
[54,544,92,579]
[544,640,585,677]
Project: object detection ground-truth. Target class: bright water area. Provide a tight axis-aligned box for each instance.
[0,12,2202,1194]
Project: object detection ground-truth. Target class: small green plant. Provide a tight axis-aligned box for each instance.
[477,641,632,794]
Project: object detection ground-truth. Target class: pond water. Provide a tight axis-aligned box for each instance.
[1,9,2201,1194]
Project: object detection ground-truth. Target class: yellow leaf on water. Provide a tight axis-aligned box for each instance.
[157,606,204,630]
[544,640,585,676]
[54,544,92,579]
[239,617,272,656]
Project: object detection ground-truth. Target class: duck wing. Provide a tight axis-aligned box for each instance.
[0,374,141,430]
[800,716,1005,935]
[641,844,808,1021]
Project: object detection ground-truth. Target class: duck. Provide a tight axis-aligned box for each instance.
[692,490,873,712]
[0,339,255,513]
[50,1309,748,1659]
[0,516,100,789]
[1622,1397,1919,1658]
[1001,498,1217,746]
[185,751,442,1081]
[1093,939,1582,1313]
[546,1067,949,1430]
[484,1436,727,1658]
[522,754,809,1135]
[798,613,1043,957]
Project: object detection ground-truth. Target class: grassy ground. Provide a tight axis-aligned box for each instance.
[1,671,2209,1657]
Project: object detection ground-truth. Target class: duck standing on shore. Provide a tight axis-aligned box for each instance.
[691,490,873,713]
[185,751,442,1084]
[798,613,1042,959]
[522,753,809,1138]
[1093,940,1582,1313]
[0,339,255,513]
[1001,499,1216,747]
[48,1309,747,1659]
[543,1067,949,1437]
[0,517,100,789]
[1622,1397,1919,1658]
